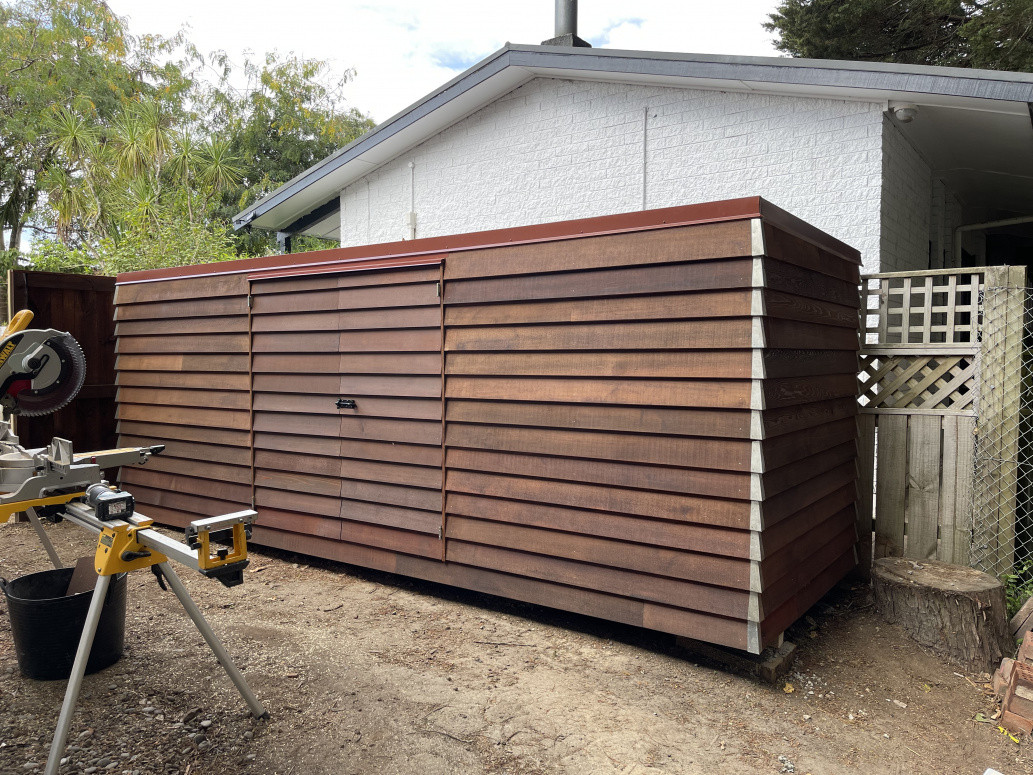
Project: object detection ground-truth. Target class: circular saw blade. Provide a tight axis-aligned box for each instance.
[14,334,86,417]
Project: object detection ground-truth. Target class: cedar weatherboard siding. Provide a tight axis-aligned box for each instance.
[114,272,252,527]
[114,197,860,653]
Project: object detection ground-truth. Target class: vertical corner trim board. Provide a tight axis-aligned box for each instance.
[113,197,861,654]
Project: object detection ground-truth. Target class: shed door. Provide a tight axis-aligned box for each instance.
[249,264,444,560]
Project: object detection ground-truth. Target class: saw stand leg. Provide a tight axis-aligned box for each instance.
[25,507,63,569]
[44,573,110,775]
[157,561,269,719]
[44,565,268,775]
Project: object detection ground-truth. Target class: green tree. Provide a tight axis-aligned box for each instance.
[0,0,188,251]
[963,1,1033,71]
[39,98,242,273]
[766,0,1033,72]
[4,1,374,271]
[199,52,375,254]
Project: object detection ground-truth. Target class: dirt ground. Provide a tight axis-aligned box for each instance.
[0,519,1029,775]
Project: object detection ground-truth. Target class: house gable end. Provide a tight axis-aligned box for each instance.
[338,77,885,270]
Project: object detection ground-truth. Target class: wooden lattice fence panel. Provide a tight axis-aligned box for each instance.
[862,271,981,347]
[858,269,987,572]
[858,354,976,414]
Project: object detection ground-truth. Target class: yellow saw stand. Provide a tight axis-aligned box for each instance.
[11,458,269,775]
[37,498,268,775]
[0,310,268,775]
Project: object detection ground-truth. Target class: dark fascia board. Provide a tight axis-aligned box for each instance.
[234,44,1033,232]
[513,46,1033,101]
[283,197,342,234]
[540,46,1033,93]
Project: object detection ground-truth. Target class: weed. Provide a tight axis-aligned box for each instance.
[1002,559,1033,618]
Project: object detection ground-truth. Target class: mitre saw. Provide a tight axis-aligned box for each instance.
[0,309,172,529]
[0,310,268,775]
[0,309,86,417]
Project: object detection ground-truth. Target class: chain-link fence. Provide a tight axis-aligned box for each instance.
[972,283,1033,579]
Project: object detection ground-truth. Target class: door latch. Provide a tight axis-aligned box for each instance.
[335,398,357,409]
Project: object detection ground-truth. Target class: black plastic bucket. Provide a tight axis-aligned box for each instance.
[1,568,127,680]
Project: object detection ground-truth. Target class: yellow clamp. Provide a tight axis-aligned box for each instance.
[197,522,248,571]
[95,518,167,576]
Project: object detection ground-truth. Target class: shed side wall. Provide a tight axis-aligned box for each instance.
[755,223,861,642]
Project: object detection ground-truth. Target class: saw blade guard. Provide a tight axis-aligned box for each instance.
[14,334,86,416]
[0,327,87,417]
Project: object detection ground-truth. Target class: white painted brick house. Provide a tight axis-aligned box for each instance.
[235,45,1033,274]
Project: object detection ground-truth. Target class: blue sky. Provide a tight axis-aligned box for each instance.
[590,18,647,47]
[105,0,783,124]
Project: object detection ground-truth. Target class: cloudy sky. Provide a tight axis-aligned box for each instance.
[104,0,783,123]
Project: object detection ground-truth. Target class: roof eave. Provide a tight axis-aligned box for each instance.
[234,44,1033,234]
[232,43,519,231]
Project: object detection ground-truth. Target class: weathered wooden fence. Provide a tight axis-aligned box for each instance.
[857,266,1026,574]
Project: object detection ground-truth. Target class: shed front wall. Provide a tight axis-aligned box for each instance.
[439,219,859,652]
[116,274,252,527]
[115,201,859,653]
[338,77,885,272]
[250,265,445,557]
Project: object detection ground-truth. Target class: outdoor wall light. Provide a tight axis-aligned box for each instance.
[891,103,920,123]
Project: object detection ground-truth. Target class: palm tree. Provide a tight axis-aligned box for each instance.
[44,97,244,243]
[197,139,242,193]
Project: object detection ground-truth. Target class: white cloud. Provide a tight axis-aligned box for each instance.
[106,0,782,123]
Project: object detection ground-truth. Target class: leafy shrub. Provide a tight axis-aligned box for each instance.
[1003,559,1033,618]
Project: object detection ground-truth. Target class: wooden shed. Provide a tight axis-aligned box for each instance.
[114,197,860,654]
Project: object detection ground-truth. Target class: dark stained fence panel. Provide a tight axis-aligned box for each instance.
[10,270,116,452]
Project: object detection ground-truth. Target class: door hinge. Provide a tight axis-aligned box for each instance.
[437,525,443,540]
[247,294,253,309]
[435,281,441,298]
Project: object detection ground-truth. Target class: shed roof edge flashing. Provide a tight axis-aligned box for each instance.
[126,197,860,286]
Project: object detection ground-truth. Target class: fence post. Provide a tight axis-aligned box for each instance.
[874,413,908,558]
[977,265,1026,574]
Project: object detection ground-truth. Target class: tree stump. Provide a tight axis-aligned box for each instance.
[872,557,1014,674]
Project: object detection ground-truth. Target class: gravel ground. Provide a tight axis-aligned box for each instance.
[1,519,1031,775]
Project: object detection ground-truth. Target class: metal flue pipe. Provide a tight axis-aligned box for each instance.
[556,0,577,38]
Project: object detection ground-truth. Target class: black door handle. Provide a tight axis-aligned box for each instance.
[336,398,357,409]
